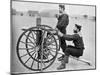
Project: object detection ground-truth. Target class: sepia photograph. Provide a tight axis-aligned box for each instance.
[11,0,96,74]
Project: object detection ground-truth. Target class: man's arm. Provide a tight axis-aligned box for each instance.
[58,31,78,41]
[62,34,77,41]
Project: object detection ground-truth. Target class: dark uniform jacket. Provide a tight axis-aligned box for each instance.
[62,33,84,49]
[56,14,69,34]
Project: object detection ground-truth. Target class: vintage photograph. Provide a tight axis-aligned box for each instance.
[11,0,96,74]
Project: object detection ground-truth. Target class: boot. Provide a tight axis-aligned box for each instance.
[64,55,69,63]
[57,55,69,70]
[57,63,66,70]
[58,54,64,61]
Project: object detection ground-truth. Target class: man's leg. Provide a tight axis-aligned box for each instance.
[58,37,67,61]
[57,45,83,70]
[60,37,67,52]
[65,46,83,58]
[57,46,81,70]
[57,47,70,70]
[57,55,69,70]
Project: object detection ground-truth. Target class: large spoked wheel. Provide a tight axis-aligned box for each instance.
[16,26,58,71]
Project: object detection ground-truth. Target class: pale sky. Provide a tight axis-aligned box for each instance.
[12,1,95,16]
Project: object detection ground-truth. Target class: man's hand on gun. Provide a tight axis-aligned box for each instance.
[50,27,64,37]
[57,31,64,37]
[50,29,57,35]
[55,27,64,37]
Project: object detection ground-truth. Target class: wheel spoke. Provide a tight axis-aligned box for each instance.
[37,52,39,69]
[42,61,46,68]
[48,40,55,44]
[19,47,33,50]
[32,30,36,35]
[20,41,34,48]
[50,43,56,46]
[28,35,36,43]
[28,35,34,40]
[27,37,36,46]
[43,49,50,61]
[48,47,56,50]
[31,59,35,68]
[49,51,55,57]
[47,42,56,46]
[43,54,48,59]
[31,53,36,68]
[24,34,35,45]
[24,51,35,64]
[24,56,31,64]
[43,54,49,61]
[46,38,55,46]
[50,49,57,52]
[31,31,36,42]
[20,50,35,58]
